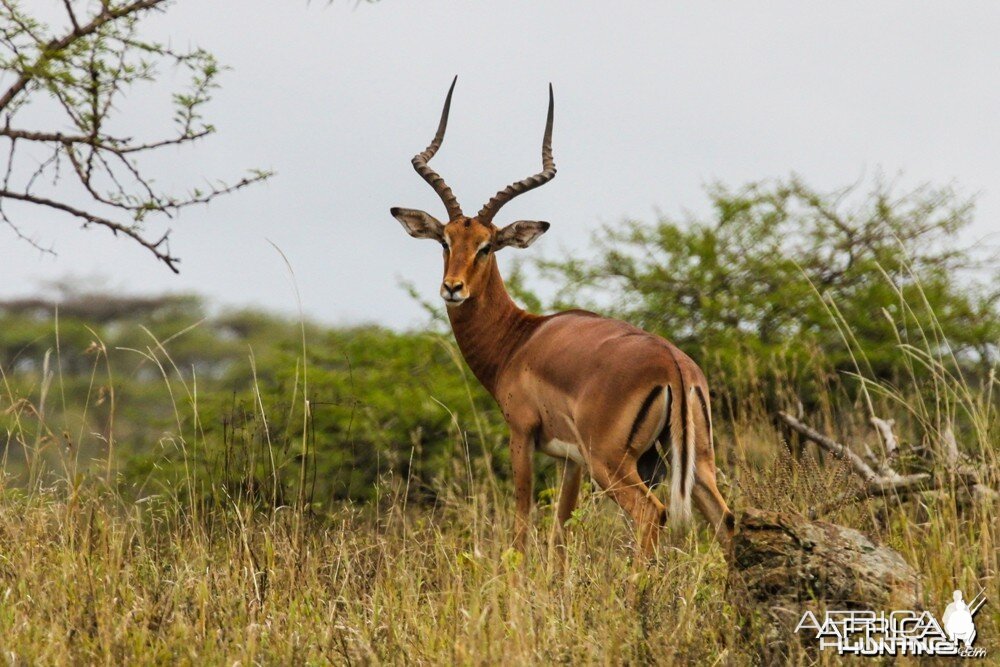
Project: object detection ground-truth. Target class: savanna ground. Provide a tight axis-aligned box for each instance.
[1,179,998,664]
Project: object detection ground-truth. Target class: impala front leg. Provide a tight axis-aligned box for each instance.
[509,429,534,553]
[550,459,582,575]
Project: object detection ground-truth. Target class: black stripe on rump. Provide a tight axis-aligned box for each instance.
[694,385,712,444]
[637,386,671,487]
[627,385,663,447]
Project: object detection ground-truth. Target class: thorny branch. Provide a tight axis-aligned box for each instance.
[0,0,272,272]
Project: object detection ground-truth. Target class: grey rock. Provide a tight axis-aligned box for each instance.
[727,507,921,659]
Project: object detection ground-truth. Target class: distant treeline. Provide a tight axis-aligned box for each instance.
[0,286,507,504]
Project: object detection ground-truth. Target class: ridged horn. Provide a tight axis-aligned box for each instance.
[411,76,464,220]
[477,84,556,223]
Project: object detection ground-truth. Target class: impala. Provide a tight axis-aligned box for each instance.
[391,78,733,558]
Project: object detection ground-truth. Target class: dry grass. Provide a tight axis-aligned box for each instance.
[0,480,740,665]
[1,412,996,665]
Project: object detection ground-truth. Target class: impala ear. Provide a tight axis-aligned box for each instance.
[495,220,550,250]
[391,207,444,241]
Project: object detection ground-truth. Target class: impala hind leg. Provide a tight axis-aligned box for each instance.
[692,457,734,553]
[590,461,666,559]
[689,387,735,552]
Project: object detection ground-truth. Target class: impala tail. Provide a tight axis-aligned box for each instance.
[668,386,696,526]
[639,383,695,527]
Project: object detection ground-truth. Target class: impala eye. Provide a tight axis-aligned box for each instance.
[478,244,492,256]
[441,241,449,251]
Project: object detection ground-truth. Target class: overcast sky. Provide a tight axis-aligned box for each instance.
[4,1,999,328]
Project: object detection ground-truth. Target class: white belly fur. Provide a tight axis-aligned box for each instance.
[539,438,586,466]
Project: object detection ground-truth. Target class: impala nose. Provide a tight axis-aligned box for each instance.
[441,280,466,303]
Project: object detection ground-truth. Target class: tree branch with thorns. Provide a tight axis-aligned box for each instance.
[0,0,271,272]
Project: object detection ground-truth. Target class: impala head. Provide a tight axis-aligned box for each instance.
[391,77,555,307]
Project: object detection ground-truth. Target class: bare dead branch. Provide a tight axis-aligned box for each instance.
[870,417,898,458]
[867,416,903,478]
[943,426,961,466]
[776,411,880,482]
[782,410,997,519]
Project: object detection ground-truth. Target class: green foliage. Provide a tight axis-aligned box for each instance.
[536,177,1000,403]
[0,286,505,505]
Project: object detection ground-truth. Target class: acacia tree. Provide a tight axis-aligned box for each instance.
[536,177,1000,399]
[0,0,270,272]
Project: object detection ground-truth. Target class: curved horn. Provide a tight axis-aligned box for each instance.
[478,84,556,223]
[411,76,464,220]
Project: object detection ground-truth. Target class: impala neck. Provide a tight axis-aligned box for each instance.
[446,258,540,397]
